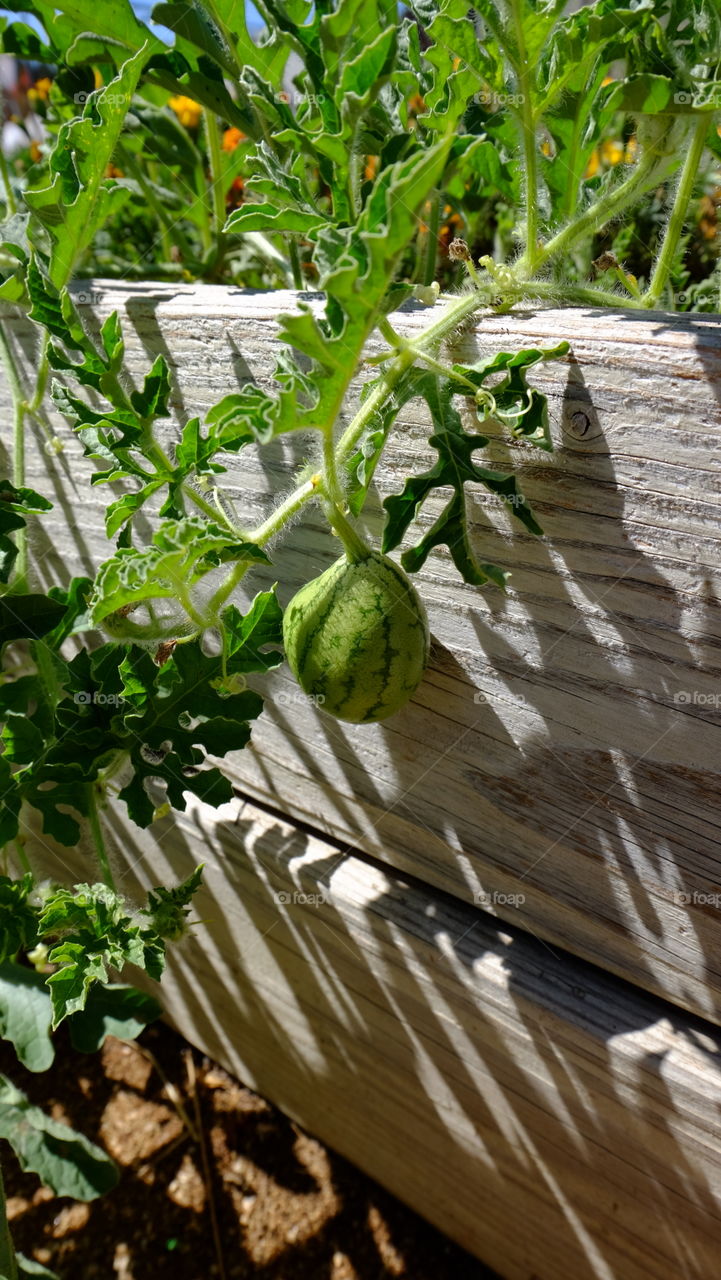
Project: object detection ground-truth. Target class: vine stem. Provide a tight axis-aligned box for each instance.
[248,476,318,546]
[643,114,709,308]
[0,1160,18,1280]
[13,838,32,876]
[0,147,16,216]
[204,109,229,277]
[234,285,496,560]
[509,0,539,270]
[26,330,50,414]
[513,279,645,309]
[86,783,116,890]
[523,141,670,276]
[288,239,304,290]
[0,325,29,592]
[336,284,493,464]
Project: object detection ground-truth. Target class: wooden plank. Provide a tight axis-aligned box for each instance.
[24,795,721,1280]
[3,284,721,1025]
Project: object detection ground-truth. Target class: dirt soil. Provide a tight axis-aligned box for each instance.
[1,1021,496,1279]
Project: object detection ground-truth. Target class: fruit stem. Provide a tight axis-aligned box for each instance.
[322,497,371,562]
[321,432,371,562]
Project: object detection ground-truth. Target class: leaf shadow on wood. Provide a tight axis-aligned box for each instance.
[50,795,721,1280]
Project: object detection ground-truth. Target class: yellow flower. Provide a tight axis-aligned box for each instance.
[624,135,638,163]
[28,76,53,104]
[169,95,202,129]
[600,138,624,166]
[29,140,42,164]
[584,149,600,179]
[93,68,104,90]
[585,137,634,179]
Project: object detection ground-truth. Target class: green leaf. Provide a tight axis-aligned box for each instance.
[346,365,428,516]
[0,595,67,646]
[130,353,172,419]
[25,44,151,288]
[100,311,124,370]
[104,482,166,538]
[0,481,52,585]
[607,73,683,115]
[0,483,52,516]
[0,962,54,1072]
[146,865,204,941]
[114,601,279,824]
[39,883,163,1024]
[224,204,327,236]
[0,758,22,848]
[67,982,161,1052]
[53,0,155,52]
[381,365,554,587]
[44,576,94,648]
[0,1073,119,1199]
[1,715,45,765]
[89,517,269,629]
[152,1,240,77]
[0,877,37,964]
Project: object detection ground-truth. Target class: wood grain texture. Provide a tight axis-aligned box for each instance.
[24,794,721,1280]
[2,283,721,1026]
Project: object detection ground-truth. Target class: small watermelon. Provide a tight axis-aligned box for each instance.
[282,550,430,723]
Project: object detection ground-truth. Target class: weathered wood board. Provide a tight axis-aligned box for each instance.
[24,794,721,1280]
[3,283,721,1027]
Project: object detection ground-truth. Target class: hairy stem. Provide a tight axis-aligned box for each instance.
[509,0,539,269]
[321,430,371,561]
[87,783,116,890]
[514,280,644,309]
[643,115,709,308]
[13,837,32,876]
[0,325,29,591]
[249,476,319,546]
[526,143,668,275]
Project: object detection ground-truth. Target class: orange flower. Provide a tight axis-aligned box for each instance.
[364,155,379,182]
[439,204,462,253]
[222,126,245,152]
[169,95,202,129]
[105,163,124,178]
[29,140,42,163]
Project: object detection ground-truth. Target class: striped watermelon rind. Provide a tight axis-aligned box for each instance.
[282,550,430,723]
